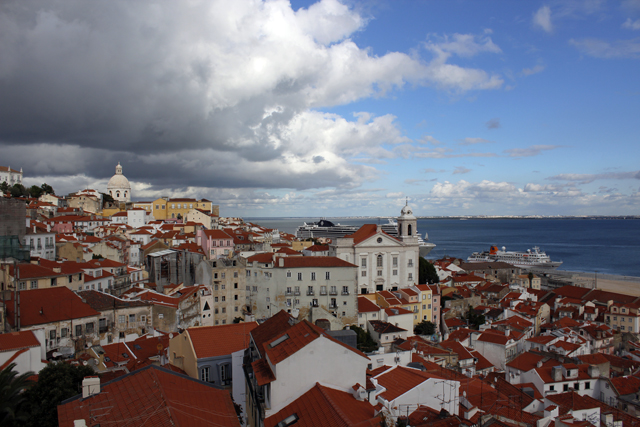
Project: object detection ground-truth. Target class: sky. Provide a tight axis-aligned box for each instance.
[1,0,639,217]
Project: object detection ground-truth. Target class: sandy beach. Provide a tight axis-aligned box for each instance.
[545,271,640,297]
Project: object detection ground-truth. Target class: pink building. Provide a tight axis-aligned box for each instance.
[197,229,234,259]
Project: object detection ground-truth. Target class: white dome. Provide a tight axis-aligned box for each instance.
[400,202,415,218]
[107,163,131,202]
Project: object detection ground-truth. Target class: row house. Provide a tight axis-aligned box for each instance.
[126,285,207,331]
[195,257,246,326]
[47,214,110,233]
[1,263,64,291]
[185,208,219,229]
[472,328,525,370]
[80,290,153,345]
[245,253,358,327]
[134,197,218,221]
[357,295,383,328]
[605,302,640,333]
[24,222,56,260]
[197,229,235,259]
[110,208,148,227]
[4,287,100,358]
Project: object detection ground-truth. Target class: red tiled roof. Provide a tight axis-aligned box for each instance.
[264,383,379,427]
[252,358,276,386]
[5,287,99,327]
[375,366,444,401]
[57,365,241,427]
[358,297,381,313]
[611,375,640,395]
[0,330,40,352]
[188,322,258,359]
[345,223,399,245]
[201,229,233,239]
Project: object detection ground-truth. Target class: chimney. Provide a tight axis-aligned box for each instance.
[82,376,100,398]
[504,327,510,337]
[278,257,284,267]
[551,366,562,382]
[588,364,600,379]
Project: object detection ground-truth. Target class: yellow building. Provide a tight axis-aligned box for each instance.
[134,198,218,221]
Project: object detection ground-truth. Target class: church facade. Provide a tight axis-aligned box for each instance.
[107,163,132,202]
[329,203,419,295]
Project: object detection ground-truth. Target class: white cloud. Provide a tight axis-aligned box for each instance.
[453,166,472,174]
[504,145,560,158]
[570,37,640,58]
[460,137,493,145]
[424,33,502,57]
[522,64,546,76]
[547,171,640,184]
[622,18,640,30]
[533,6,553,33]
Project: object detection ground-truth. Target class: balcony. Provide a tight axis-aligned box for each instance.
[293,291,301,296]
[329,289,338,296]
[341,290,350,296]
[306,290,315,296]
[285,291,293,296]
[329,304,337,309]
[320,290,327,296]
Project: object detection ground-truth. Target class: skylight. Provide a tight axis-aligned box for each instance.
[269,334,289,348]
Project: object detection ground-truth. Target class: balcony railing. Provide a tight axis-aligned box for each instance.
[285,291,293,296]
[294,291,301,296]
[329,289,338,295]
[320,290,327,295]
[306,290,315,296]
[341,290,350,295]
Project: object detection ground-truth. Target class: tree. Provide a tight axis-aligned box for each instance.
[528,272,534,288]
[10,184,28,198]
[463,306,485,330]
[0,181,9,194]
[101,192,114,206]
[40,183,54,195]
[0,363,35,427]
[29,185,43,198]
[418,257,439,284]
[349,325,379,353]
[233,317,244,324]
[414,320,436,335]
[22,362,95,427]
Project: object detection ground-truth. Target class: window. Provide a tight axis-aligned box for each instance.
[408,273,413,280]
[428,304,432,309]
[392,257,398,267]
[549,385,555,391]
[422,304,426,309]
[86,323,94,334]
[76,325,83,336]
[30,280,38,289]
[234,272,238,278]
[222,307,226,313]
[69,275,73,283]
[247,269,251,277]
[325,272,330,280]
[177,203,181,209]
[215,297,218,302]
[330,286,337,294]
[563,384,569,392]
[361,258,367,267]
[362,271,367,277]
[118,315,126,324]
[159,313,164,319]
[408,259,413,267]
[392,270,397,276]
[201,367,210,382]
[61,328,68,338]
[222,296,226,302]
[129,314,136,323]
[286,271,291,278]
[297,273,303,281]
[311,272,316,281]
[49,330,56,340]
[342,286,349,295]
[220,363,231,382]
[585,382,591,390]
[18,281,26,290]
[377,270,382,277]
[234,295,238,300]
[221,284,226,289]
[221,273,226,279]
[377,255,383,267]
[574,382,580,390]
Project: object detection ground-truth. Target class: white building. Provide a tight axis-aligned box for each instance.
[330,203,419,295]
[107,163,132,203]
[0,165,22,186]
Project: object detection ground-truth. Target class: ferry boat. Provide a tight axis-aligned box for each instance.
[467,245,562,269]
[295,218,436,257]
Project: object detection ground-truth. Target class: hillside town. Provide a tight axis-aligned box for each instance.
[2,164,639,427]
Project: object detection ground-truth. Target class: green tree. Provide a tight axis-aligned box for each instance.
[463,306,485,330]
[101,192,114,206]
[349,325,379,353]
[418,257,439,284]
[233,317,244,324]
[22,362,95,427]
[29,185,43,198]
[92,253,103,259]
[40,183,55,195]
[10,184,28,198]
[0,181,9,194]
[414,320,436,335]
[0,363,35,427]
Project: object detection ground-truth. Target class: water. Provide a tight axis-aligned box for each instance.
[246,217,640,277]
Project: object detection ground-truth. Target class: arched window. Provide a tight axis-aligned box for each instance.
[377,255,383,268]
[116,191,120,198]
[408,224,412,236]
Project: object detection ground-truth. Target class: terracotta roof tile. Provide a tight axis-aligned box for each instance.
[5,287,99,327]
[358,297,381,313]
[0,330,40,352]
[188,322,258,359]
[264,383,379,427]
[57,365,241,427]
[375,366,445,401]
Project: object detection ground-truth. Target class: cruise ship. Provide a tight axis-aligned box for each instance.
[295,218,436,257]
[467,245,562,269]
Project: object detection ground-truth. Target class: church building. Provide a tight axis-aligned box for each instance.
[107,163,132,202]
[329,203,420,295]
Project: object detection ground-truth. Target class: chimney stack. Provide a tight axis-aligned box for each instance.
[82,376,100,398]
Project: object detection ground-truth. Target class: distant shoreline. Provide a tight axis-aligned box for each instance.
[246,216,640,220]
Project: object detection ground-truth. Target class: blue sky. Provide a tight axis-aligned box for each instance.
[2,0,639,217]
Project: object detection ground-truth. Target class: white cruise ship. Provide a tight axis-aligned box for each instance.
[467,245,562,269]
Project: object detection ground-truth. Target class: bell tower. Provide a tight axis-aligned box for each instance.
[397,199,419,245]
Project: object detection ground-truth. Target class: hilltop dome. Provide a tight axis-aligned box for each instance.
[107,162,131,202]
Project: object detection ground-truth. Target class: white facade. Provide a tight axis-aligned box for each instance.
[0,165,22,185]
[24,229,56,260]
[331,205,419,295]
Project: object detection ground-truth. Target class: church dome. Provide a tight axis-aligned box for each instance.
[107,163,131,202]
[400,201,415,218]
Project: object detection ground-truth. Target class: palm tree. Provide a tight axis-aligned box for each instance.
[0,363,35,426]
